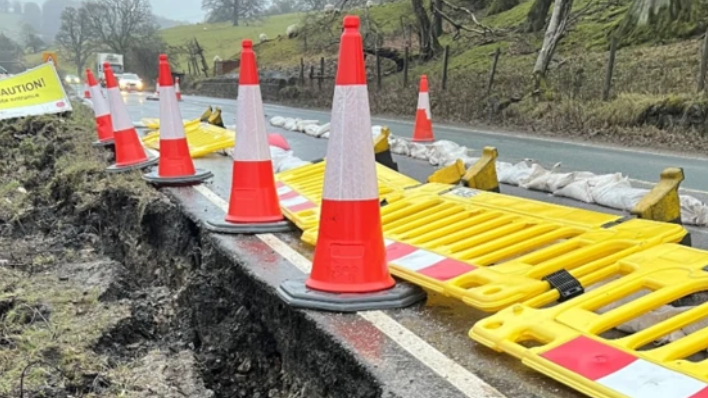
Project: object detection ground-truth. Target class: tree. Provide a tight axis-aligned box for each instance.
[55,6,95,76]
[533,0,573,80]
[42,0,78,41]
[12,0,21,13]
[412,0,441,60]
[84,0,159,55]
[616,0,699,43]
[22,23,45,52]
[0,0,10,13]
[523,0,552,33]
[0,33,24,72]
[202,0,265,26]
[23,2,42,32]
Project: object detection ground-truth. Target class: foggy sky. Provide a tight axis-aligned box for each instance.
[16,0,206,23]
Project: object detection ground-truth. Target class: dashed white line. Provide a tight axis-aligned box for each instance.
[191,184,506,398]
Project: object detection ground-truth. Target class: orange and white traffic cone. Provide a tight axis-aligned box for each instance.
[104,63,158,172]
[86,69,113,147]
[277,16,425,312]
[175,77,182,102]
[84,84,91,99]
[143,55,212,185]
[412,75,434,142]
[206,39,291,234]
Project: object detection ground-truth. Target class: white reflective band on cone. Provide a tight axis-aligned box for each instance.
[234,84,271,162]
[322,85,378,201]
[417,92,431,119]
[90,85,110,117]
[107,87,134,132]
[158,85,185,140]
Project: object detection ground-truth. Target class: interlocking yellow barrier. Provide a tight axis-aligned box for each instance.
[140,117,200,131]
[470,243,708,398]
[274,161,420,231]
[142,123,235,158]
[295,182,686,311]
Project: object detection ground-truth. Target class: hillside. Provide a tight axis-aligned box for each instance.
[0,12,26,43]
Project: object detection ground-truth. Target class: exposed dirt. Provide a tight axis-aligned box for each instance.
[0,104,379,398]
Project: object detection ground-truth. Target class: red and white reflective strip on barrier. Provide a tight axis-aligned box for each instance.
[385,239,476,281]
[541,336,708,398]
[276,182,316,212]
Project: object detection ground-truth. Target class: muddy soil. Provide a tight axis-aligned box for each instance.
[0,105,376,398]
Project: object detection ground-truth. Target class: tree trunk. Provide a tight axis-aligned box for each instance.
[533,0,573,78]
[232,0,239,26]
[431,0,443,37]
[617,0,694,42]
[412,0,441,60]
[524,0,553,33]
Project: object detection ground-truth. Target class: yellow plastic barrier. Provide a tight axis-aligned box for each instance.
[470,243,708,398]
[427,159,466,184]
[142,123,235,158]
[140,117,200,131]
[298,184,686,311]
[274,161,420,231]
[462,147,499,192]
[632,167,684,224]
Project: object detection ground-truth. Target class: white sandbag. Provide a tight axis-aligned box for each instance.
[321,132,330,139]
[498,161,549,186]
[371,125,383,140]
[436,146,468,166]
[390,137,410,156]
[431,140,461,153]
[409,143,430,160]
[522,172,575,193]
[296,119,319,131]
[304,124,321,137]
[443,156,479,168]
[270,147,292,172]
[278,156,311,172]
[495,161,513,177]
[315,123,330,137]
[270,116,286,127]
[554,173,623,203]
[681,195,708,226]
[283,118,298,131]
[591,179,649,211]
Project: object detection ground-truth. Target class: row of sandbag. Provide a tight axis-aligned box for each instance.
[268,115,708,226]
[269,116,476,167]
[496,160,708,226]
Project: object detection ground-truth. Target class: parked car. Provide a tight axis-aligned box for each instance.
[118,73,144,92]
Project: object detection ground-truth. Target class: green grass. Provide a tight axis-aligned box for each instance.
[160,13,304,71]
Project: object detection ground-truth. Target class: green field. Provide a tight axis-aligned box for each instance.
[160,13,304,72]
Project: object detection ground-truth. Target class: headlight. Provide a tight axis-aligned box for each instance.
[137,82,143,89]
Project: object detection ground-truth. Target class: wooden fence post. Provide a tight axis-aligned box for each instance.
[299,58,305,86]
[319,57,325,91]
[602,37,617,101]
[442,45,450,90]
[403,46,409,87]
[376,49,382,90]
[487,47,501,96]
[698,28,708,92]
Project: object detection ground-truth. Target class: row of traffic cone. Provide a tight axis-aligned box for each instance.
[146,77,182,101]
[87,17,425,313]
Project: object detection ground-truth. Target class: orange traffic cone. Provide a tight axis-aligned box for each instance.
[412,75,434,142]
[143,55,212,185]
[267,133,290,150]
[86,69,113,147]
[175,77,182,101]
[206,39,291,234]
[104,63,158,172]
[84,84,91,99]
[277,16,425,312]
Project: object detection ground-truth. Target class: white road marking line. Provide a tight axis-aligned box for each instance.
[192,184,506,398]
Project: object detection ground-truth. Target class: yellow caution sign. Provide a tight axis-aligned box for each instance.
[470,243,708,398]
[42,51,58,67]
[0,63,72,120]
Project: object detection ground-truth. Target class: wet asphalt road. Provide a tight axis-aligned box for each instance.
[112,90,708,398]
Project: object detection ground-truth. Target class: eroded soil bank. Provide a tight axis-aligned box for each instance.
[0,104,382,397]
